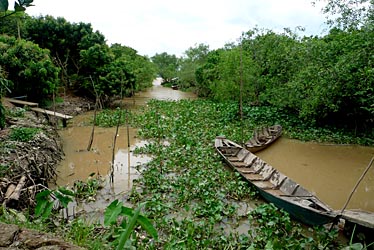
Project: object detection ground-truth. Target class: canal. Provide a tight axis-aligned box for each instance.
[56,78,374,216]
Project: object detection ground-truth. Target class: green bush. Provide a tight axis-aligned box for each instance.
[0,35,60,102]
[9,127,40,142]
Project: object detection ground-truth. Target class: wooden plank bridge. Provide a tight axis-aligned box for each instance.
[5,98,73,127]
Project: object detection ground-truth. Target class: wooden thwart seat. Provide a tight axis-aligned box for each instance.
[228,149,249,162]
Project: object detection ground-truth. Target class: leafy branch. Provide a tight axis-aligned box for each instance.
[0,0,34,19]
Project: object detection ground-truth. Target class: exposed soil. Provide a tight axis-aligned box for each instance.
[0,222,84,250]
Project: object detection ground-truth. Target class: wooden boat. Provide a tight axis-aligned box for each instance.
[215,136,337,226]
[171,85,178,90]
[245,125,282,153]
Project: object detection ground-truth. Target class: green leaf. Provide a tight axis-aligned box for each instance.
[34,199,48,217]
[34,190,53,218]
[53,191,73,208]
[120,206,158,239]
[135,214,158,240]
[41,201,54,220]
[116,206,141,250]
[104,199,123,226]
[36,189,52,200]
[57,186,75,197]
[0,0,8,11]
[120,206,134,216]
[14,2,25,12]
[341,243,363,250]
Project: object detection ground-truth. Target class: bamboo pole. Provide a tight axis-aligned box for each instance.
[111,109,121,184]
[340,156,374,215]
[87,76,99,151]
[126,108,131,189]
[239,38,244,145]
[111,84,124,184]
[330,156,374,230]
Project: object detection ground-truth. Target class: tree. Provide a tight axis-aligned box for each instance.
[0,35,60,102]
[78,43,155,105]
[1,0,34,128]
[195,49,222,97]
[151,52,179,83]
[178,43,210,89]
[314,0,374,29]
[24,16,106,89]
[110,44,156,91]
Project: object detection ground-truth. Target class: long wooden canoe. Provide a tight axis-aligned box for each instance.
[215,136,337,226]
[245,125,282,153]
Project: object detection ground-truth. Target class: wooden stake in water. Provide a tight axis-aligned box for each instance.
[111,109,122,184]
[126,108,131,189]
[87,76,99,151]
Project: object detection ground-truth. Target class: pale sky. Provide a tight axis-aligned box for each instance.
[22,0,328,57]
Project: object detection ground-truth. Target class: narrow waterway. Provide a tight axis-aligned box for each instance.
[56,78,197,215]
[57,78,374,216]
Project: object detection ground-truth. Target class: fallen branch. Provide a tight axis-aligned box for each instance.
[5,175,27,201]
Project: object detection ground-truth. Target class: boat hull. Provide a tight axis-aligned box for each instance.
[257,189,336,226]
[215,136,337,226]
[245,125,282,153]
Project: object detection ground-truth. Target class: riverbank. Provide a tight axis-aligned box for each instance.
[0,99,62,210]
[0,96,93,209]
[0,96,94,249]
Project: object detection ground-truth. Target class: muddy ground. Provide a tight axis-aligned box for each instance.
[0,96,93,249]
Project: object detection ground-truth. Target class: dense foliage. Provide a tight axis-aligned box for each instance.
[0,14,156,107]
[151,52,179,83]
[171,26,374,136]
[22,16,156,102]
[0,35,60,101]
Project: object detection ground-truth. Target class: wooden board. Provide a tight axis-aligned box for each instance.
[4,98,38,107]
[342,210,374,229]
[30,107,73,120]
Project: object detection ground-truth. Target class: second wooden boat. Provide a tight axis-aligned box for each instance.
[245,125,282,153]
[215,136,337,226]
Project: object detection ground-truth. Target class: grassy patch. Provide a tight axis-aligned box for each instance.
[9,127,40,142]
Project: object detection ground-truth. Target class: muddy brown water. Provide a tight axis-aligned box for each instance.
[57,78,374,217]
[56,78,197,216]
[256,138,374,212]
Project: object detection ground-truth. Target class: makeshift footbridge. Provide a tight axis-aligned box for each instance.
[4,97,73,127]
